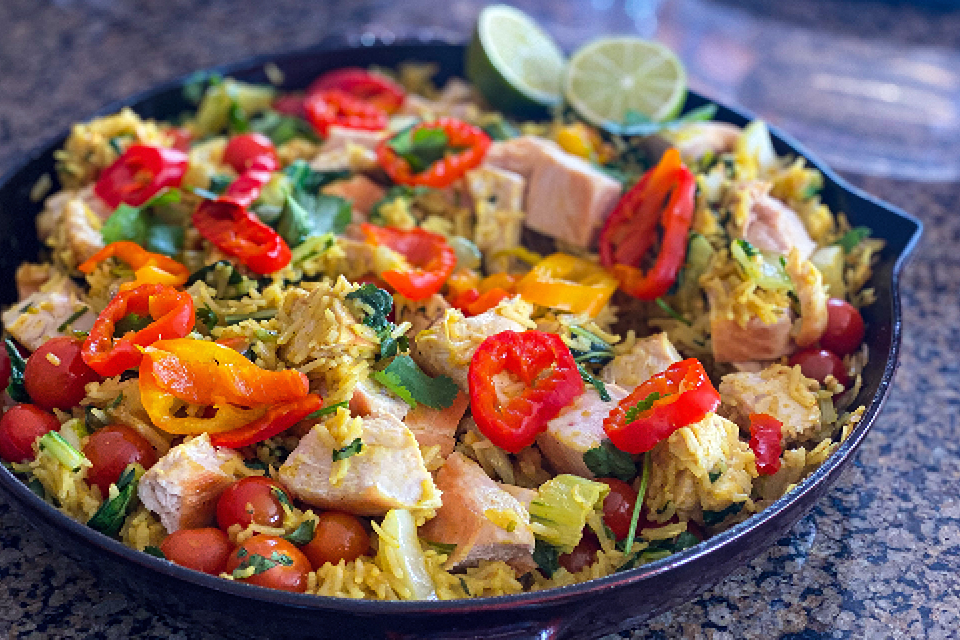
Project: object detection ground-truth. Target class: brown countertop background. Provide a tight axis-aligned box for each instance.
[1,0,959,638]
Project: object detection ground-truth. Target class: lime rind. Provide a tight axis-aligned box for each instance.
[563,36,687,135]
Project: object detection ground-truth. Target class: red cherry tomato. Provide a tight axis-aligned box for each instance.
[83,425,158,496]
[160,527,233,575]
[597,477,639,540]
[222,133,279,174]
[225,535,311,592]
[821,298,865,356]
[24,337,102,411]
[559,531,601,574]
[216,476,290,532]
[301,511,369,569]
[0,404,61,462]
[789,347,849,386]
[0,344,11,390]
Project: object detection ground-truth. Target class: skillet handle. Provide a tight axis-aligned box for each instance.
[385,619,564,640]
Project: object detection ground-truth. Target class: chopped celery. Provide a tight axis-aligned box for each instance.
[38,431,88,473]
[735,120,778,177]
[528,475,610,553]
[731,239,793,293]
[376,509,437,600]
[195,78,276,135]
[810,245,845,299]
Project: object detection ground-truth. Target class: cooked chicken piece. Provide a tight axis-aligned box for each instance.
[321,125,388,152]
[404,390,471,459]
[673,122,742,164]
[15,263,57,300]
[326,236,406,281]
[279,412,441,516]
[601,333,682,389]
[710,308,795,364]
[35,188,108,270]
[398,78,481,122]
[536,385,629,478]
[138,434,243,533]
[322,174,386,217]
[418,453,535,571]
[309,126,381,172]
[412,300,530,390]
[718,363,822,445]
[394,293,450,339]
[645,412,757,525]
[784,247,829,348]
[726,181,816,260]
[484,136,621,248]
[464,166,525,273]
[2,273,95,351]
[349,376,410,423]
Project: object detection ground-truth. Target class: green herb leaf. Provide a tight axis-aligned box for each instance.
[623,392,663,424]
[271,486,294,511]
[702,502,744,527]
[583,441,637,483]
[277,191,351,248]
[282,160,349,194]
[835,226,872,253]
[195,307,219,332]
[568,326,615,367]
[372,355,458,410]
[480,116,520,141]
[143,545,166,559]
[231,552,284,578]
[100,188,185,256]
[332,437,363,462]
[305,400,349,421]
[369,185,432,225]
[346,283,409,359]
[249,110,319,146]
[284,519,316,546]
[113,313,153,336]
[532,539,561,578]
[387,126,450,174]
[4,337,30,403]
[87,463,142,537]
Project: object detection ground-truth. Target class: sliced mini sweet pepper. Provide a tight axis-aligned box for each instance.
[377,118,491,189]
[515,253,618,317]
[209,394,323,449]
[140,338,309,407]
[304,88,388,136]
[192,199,291,274]
[360,223,457,300]
[77,241,191,292]
[468,330,584,453]
[603,358,720,454]
[81,284,194,377]
[307,68,406,114]
[599,148,697,300]
[748,412,783,475]
[94,144,189,209]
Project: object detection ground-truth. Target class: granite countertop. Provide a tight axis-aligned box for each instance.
[1,0,959,638]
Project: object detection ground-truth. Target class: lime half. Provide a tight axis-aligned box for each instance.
[563,37,687,134]
[466,4,565,116]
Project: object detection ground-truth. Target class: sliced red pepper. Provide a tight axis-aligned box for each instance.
[81,284,195,377]
[749,412,783,475]
[192,199,291,274]
[360,223,457,301]
[468,330,584,453]
[77,241,191,291]
[209,394,323,449]
[376,118,491,189]
[308,68,406,114]
[95,144,189,209]
[599,148,697,300]
[603,358,720,454]
[303,89,388,136]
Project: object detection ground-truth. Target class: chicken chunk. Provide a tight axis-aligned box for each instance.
[710,308,795,364]
[727,181,816,260]
[645,413,757,526]
[35,188,107,270]
[279,413,441,516]
[784,248,829,348]
[536,385,629,478]
[412,299,532,390]
[718,363,822,445]
[464,166,525,273]
[322,174,386,218]
[2,273,95,351]
[138,434,243,533]
[645,121,743,166]
[349,376,410,423]
[418,453,535,571]
[404,390,471,459]
[484,136,621,248]
[600,333,682,389]
[15,263,57,300]
[394,293,450,339]
[309,125,381,172]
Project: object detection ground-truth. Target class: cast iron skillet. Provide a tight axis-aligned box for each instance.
[0,38,922,639]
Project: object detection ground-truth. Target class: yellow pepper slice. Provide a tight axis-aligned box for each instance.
[78,241,190,292]
[515,253,618,317]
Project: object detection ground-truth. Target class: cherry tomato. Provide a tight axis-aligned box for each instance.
[0,344,10,390]
[559,531,600,574]
[225,535,311,592]
[83,425,158,496]
[160,527,233,575]
[216,476,290,532]
[789,347,849,386]
[222,133,279,174]
[301,511,369,569]
[0,404,60,462]
[821,298,865,356]
[597,477,639,540]
[24,337,101,411]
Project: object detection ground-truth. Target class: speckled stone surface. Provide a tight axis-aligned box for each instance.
[1,1,959,638]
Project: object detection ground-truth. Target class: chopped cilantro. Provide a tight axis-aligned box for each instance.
[624,392,663,423]
[332,438,363,462]
[88,464,142,538]
[372,355,458,410]
[532,540,561,578]
[195,306,219,332]
[567,326,615,367]
[101,188,185,256]
[369,185,432,225]
[231,550,294,579]
[346,283,409,359]
[702,502,744,527]
[271,486,294,511]
[283,519,316,546]
[835,226,872,253]
[583,441,637,483]
[143,546,166,559]
[387,126,450,173]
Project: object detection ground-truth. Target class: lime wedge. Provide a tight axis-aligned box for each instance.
[465,4,565,117]
[563,37,687,134]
